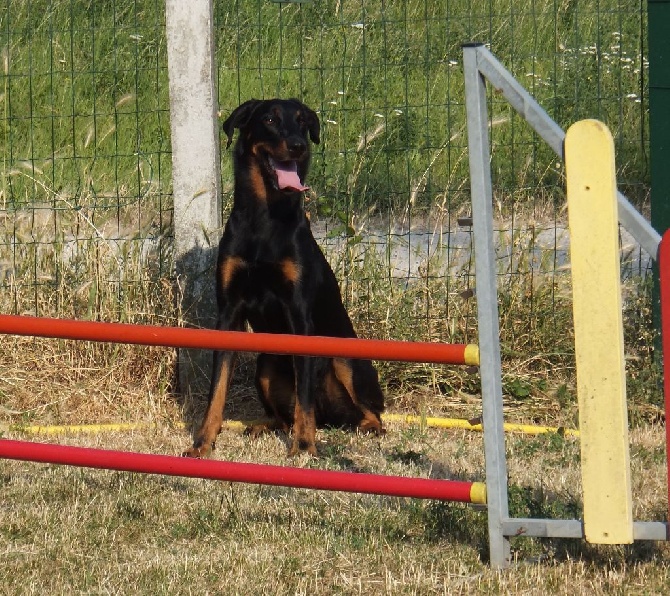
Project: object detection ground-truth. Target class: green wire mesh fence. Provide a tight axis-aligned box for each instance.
[0,0,171,321]
[0,0,652,403]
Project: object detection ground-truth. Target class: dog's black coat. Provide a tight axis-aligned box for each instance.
[184,99,385,457]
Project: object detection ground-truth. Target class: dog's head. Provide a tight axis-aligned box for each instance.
[222,98,320,193]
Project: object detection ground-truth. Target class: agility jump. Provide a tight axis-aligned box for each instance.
[0,313,485,505]
[1,44,668,571]
[463,43,668,567]
[0,439,486,504]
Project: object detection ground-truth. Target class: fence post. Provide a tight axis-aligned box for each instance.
[649,0,670,240]
[165,0,221,395]
[649,0,670,358]
[658,230,670,524]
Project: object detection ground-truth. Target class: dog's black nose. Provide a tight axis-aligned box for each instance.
[287,138,307,156]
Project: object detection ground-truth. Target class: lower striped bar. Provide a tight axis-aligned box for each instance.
[0,439,486,504]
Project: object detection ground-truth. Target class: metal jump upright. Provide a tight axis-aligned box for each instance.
[463,43,667,568]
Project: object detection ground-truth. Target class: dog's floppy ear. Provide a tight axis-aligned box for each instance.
[291,99,320,145]
[222,99,263,148]
[303,104,320,145]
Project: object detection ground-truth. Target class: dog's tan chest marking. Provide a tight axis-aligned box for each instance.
[280,258,301,284]
[221,256,247,289]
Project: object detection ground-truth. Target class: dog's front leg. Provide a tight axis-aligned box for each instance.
[285,304,317,457]
[183,307,242,458]
[288,353,317,457]
[182,349,237,458]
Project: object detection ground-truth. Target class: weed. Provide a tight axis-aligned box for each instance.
[387,445,425,466]
[511,434,582,482]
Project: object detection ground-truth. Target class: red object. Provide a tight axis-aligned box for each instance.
[659,230,670,523]
[0,439,477,502]
[0,314,470,365]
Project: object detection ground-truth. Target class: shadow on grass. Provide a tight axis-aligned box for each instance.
[507,484,668,566]
[420,483,668,566]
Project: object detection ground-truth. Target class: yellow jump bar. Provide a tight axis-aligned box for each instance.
[8,414,578,437]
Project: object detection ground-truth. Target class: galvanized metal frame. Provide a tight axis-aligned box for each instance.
[463,44,511,568]
[462,43,668,568]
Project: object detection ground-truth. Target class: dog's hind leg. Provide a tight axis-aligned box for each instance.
[331,358,385,435]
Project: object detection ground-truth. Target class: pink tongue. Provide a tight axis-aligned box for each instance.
[271,159,309,192]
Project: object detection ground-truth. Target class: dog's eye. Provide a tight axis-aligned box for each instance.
[264,115,278,126]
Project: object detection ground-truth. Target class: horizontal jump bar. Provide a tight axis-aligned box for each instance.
[503,517,668,541]
[0,439,487,504]
[0,314,479,365]
[9,416,580,437]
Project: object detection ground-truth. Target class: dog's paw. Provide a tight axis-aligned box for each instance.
[288,438,317,458]
[181,440,214,458]
[358,414,386,436]
[245,419,289,439]
[244,423,273,439]
[244,423,280,439]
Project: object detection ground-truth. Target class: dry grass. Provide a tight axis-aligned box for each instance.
[2,203,667,592]
[0,336,177,425]
[0,419,668,594]
[1,197,667,591]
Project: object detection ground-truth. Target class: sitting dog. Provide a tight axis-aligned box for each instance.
[183,98,385,458]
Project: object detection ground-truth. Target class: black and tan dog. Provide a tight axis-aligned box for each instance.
[183,98,385,458]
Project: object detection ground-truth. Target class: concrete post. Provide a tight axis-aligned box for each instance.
[165,0,221,396]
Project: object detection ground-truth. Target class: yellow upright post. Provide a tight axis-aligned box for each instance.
[565,119,633,544]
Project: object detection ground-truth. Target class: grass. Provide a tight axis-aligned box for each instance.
[0,0,649,214]
[215,0,649,212]
[0,0,666,592]
[0,423,668,593]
